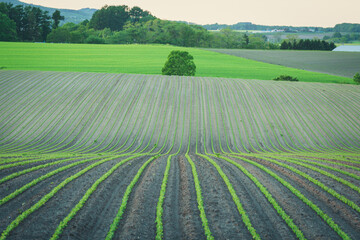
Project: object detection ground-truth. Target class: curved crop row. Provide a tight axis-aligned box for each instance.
[0,155,121,239]
[230,155,351,240]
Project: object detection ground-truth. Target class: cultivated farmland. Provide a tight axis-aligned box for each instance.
[208,48,360,78]
[0,70,359,239]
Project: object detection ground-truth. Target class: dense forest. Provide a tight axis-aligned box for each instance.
[0,3,343,50]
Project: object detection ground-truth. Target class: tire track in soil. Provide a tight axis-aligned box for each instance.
[59,156,148,240]
[247,156,360,239]
[0,160,96,233]
[4,158,119,239]
[113,156,166,240]
[229,156,338,240]
[193,154,253,239]
[212,156,297,240]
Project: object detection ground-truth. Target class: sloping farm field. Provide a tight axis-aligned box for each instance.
[207,49,360,78]
[0,70,359,239]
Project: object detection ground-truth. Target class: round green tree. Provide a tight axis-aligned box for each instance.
[162,50,196,76]
[354,72,360,84]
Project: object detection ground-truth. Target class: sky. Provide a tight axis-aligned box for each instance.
[21,0,360,27]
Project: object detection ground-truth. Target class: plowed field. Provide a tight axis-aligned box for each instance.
[0,70,359,240]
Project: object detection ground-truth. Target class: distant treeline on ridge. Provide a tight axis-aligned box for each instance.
[0,3,353,50]
[280,39,336,51]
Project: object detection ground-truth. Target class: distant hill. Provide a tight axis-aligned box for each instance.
[0,0,97,24]
[201,22,333,32]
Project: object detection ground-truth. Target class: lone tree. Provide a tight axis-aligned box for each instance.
[354,72,360,84]
[162,50,196,76]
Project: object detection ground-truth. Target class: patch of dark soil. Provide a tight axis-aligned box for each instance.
[162,155,181,239]
[193,154,254,239]
[230,155,338,240]
[288,156,360,176]
[299,156,360,168]
[0,157,71,179]
[112,156,166,240]
[60,156,148,240]
[0,158,85,199]
[2,157,120,239]
[269,157,360,204]
[172,155,205,240]
[0,160,96,233]
[244,155,360,239]
[212,155,297,240]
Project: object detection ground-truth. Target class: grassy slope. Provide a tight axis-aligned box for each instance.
[0,42,352,83]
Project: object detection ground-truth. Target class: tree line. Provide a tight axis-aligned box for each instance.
[280,39,336,51]
[0,3,336,51]
[323,32,360,44]
[45,5,277,49]
[333,23,360,33]
[0,3,65,42]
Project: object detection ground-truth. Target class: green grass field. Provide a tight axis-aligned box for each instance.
[0,42,352,83]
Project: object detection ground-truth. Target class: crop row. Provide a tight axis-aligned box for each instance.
[0,71,359,239]
[1,71,359,154]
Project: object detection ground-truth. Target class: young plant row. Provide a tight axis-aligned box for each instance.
[155,78,191,239]
[0,156,120,240]
[50,154,142,240]
[286,156,360,180]
[2,73,360,155]
[105,155,159,240]
[0,156,108,205]
[255,155,360,213]
[185,154,214,240]
[230,155,351,240]
[0,72,96,152]
[269,156,360,194]
[212,154,306,239]
[198,154,262,239]
[155,155,172,240]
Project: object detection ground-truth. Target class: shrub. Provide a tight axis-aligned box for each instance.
[85,35,105,44]
[273,75,299,82]
[353,72,360,84]
[162,50,196,76]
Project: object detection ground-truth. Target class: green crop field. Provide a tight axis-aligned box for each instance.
[0,42,353,83]
[0,70,359,239]
[208,48,360,78]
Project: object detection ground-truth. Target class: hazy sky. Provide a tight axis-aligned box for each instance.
[22,0,360,27]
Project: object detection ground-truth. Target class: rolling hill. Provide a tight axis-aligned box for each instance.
[0,0,96,24]
[0,70,359,239]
